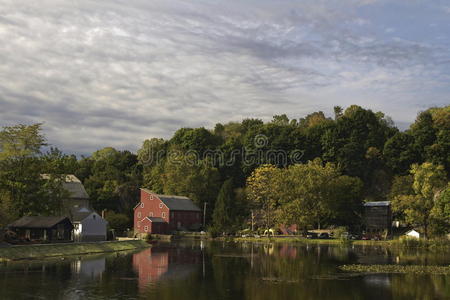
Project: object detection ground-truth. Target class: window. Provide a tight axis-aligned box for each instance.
[137,212,141,218]
[159,203,163,208]
[144,226,148,232]
[162,212,166,218]
[149,212,153,217]
[150,195,154,200]
[141,203,144,208]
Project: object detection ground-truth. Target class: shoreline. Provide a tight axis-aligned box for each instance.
[212,236,450,250]
[0,240,150,261]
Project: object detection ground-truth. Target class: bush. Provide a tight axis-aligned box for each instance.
[105,211,130,233]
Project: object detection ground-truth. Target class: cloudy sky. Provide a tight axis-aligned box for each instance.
[1,0,449,154]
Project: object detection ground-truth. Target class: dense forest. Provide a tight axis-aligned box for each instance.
[0,105,449,237]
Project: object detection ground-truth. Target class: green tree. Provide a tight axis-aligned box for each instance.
[392,162,447,238]
[163,152,221,224]
[0,124,65,219]
[246,164,281,229]
[431,185,450,235]
[105,211,130,233]
[212,179,235,233]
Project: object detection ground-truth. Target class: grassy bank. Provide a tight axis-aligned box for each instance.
[0,240,150,261]
[339,264,450,275]
[227,236,450,249]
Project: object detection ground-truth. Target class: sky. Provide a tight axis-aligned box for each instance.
[0,0,449,154]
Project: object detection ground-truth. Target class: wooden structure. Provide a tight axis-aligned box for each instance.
[363,201,392,234]
[8,216,74,243]
[134,189,202,234]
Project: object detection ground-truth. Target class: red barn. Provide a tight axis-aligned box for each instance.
[134,189,202,234]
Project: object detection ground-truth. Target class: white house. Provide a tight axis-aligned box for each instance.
[72,207,108,242]
[405,229,420,239]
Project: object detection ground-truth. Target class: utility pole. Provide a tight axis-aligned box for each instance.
[203,202,208,229]
[251,210,255,232]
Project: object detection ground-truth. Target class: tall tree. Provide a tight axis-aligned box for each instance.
[392,162,447,238]
[212,179,235,233]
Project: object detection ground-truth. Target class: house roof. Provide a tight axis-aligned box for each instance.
[41,174,89,199]
[363,201,391,207]
[8,216,72,229]
[70,207,93,222]
[146,217,166,223]
[141,189,201,212]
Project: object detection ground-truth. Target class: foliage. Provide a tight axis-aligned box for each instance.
[246,164,281,229]
[212,179,236,233]
[105,211,131,233]
[392,162,448,238]
[1,104,449,235]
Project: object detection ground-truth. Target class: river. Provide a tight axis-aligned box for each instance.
[0,240,449,299]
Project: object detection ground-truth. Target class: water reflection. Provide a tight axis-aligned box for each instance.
[0,241,449,300]
[132,243,201,290]
[71,257,105,280]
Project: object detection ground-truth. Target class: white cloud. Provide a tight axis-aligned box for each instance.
[0,0,449,154]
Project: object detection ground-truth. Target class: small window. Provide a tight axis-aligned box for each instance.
[144,226,148,232]
[141,203,144,208]
[149,212,153,217]
[162,212,166,218]
[150,195,154,200]
[137,212,141,218]
[159,203,163,208]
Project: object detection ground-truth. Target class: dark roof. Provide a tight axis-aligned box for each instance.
[146,217,166,223]
[8,216,72,229]
[70,207,93,222]
[363,201,391,207]
[141,189,201,212]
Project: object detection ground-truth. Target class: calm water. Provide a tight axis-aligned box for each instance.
[0,240,449,300]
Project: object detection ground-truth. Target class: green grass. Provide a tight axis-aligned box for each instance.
[222,236,450,249]
[0,240,150,261]
[339,264,450,275]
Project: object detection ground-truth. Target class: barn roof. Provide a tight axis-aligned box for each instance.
[363,201,390,207]
[146,217,166,223]
[141,189,201,212]
[41,174,90,199]
[8,216,72,229]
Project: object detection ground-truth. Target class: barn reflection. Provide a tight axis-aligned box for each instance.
[132,243,201,289]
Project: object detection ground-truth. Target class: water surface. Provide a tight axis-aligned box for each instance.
[0,240,449,299]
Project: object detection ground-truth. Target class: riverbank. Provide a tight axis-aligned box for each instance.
[224,236,450,250]
[0,240,150,261]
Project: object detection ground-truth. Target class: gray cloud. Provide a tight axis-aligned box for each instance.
[0,0,449,154]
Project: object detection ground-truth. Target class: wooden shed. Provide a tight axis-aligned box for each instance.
[8,216,74,243]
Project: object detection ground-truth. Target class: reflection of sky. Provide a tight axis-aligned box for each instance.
[364,275,391,288]
[71,257,105,280]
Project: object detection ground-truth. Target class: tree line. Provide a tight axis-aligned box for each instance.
[0,105,448,237]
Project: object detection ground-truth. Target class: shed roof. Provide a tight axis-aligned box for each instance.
[363,201,390,207]
[141,189,201,212]
[8,216,72,229]
[146,217,166,223]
